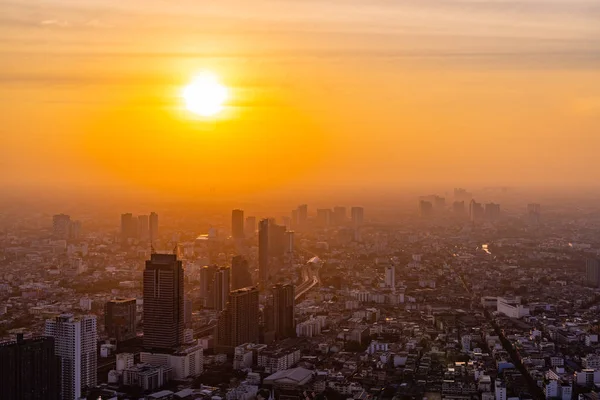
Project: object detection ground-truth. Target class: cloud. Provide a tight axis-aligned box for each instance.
[40,19,70,28]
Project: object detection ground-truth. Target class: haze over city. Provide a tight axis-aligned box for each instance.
[2,0,600,201]
[3,1,600,400]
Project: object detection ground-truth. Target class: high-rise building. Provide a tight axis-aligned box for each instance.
[217,287,260,350]
[297,204,308,226]
[527,203,541,224]
[0,334,61,400]
[231,256,253,290]
[454,188,472,201]
[419,200,434,218]
[271,284,295,340]
[149,212,159,244]
[351,207,364,226]
[453,201,465,214]
[485,203,501,220]
[105,298,137,343]
[199,265,217,308]
[291,209,299,227]
[213,267,231,312]
[586,259,600,288]
[284,231,295,254]
[143,253,184,351]
[316,209,332,227]
[258,219,270,285]
[45,314,97,400]
[70,220,82,239]
[53,214,71,240]
[244,216,256,237]
[433,196,445,210]
[333,206,347,225]
[138,215,149,241]
[269,222,286,258]
[232,209,245,239]
[384,265,395,289]
[184,297,193,328]
[121,213,138,242]
[469,200,484,222]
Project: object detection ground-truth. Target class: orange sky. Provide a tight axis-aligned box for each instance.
[1,0,600,198]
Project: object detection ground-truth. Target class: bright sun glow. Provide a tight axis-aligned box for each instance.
[182,73,228,117]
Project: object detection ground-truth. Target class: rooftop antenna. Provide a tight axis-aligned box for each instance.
[173,243,179,256]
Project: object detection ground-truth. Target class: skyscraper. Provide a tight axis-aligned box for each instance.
[527,203,541,224]
[217,287,260,350]
[351,207,364,226]
[45,314,97,400]
[120,213,137,242]
[53,214,71,240]
[384,265,395,289]
[244,216,256,237]
[0,334,61,400]
[149,212,159,244]
[419,200,433,218]
[258,219,270,285]
[269,222,286,258]
[199,265,217,308]
[143,253,184,351]
[138,214,149,241]
[213,267,231,312]
[297,204,308,226]
[231,256,253,290]
[284,231,295,255]
[271,284,295,340]
[469,200,485,222]
[453,201,465,214]
[232,209,245,239]
[485,203,501,220]
[586,259,600,288]
[105,298,137,343]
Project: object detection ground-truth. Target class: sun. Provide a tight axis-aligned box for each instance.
[182,72,229,117]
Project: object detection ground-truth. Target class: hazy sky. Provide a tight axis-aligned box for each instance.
[1,0,599,198]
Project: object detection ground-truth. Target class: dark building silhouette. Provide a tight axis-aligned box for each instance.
[297,204,308,226]
[143,253,184,352]
[351,206,364,226]
[485,203,501,220]
[269,222,286,258]
[149,212,159,244]
[138,215,149,241]
[271,284,296,340]
[258,219,270,285]
[527,203,541,224]
[213,267,230,312]
[120,213,137,242]
[200,265,217,308]
[217,287,260,351]
[105,298,136,343]
[231,256,253,290]
[232,209,245,239]
[0,334,61,400]
[52,214,71,240]
[469,200,484,222]
[419,200,434,217]
[244,216,256,237]
[453,201,465,214]
[586,259,600,288]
